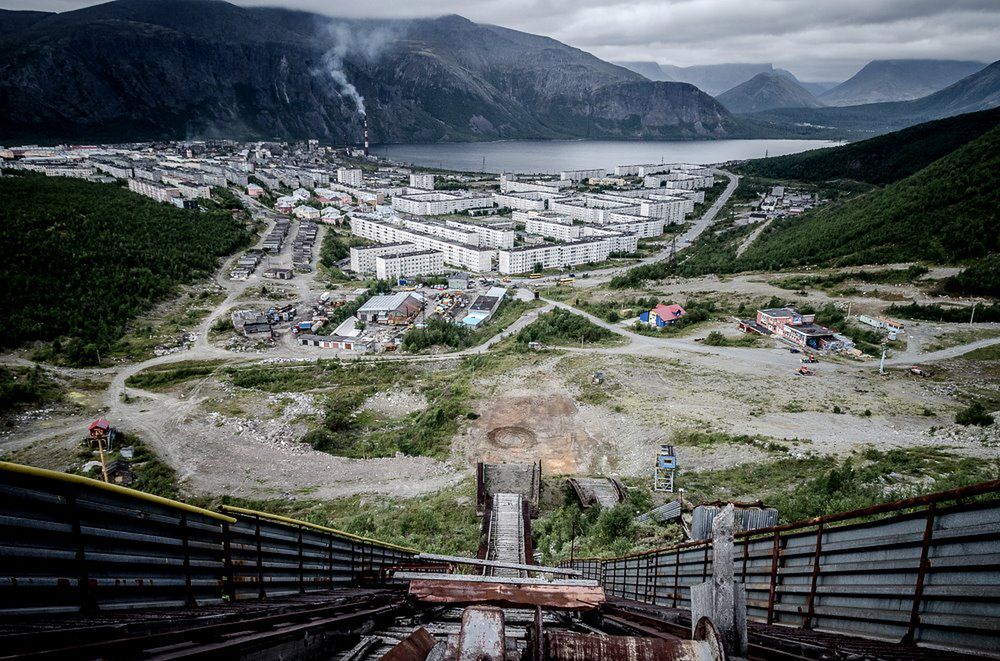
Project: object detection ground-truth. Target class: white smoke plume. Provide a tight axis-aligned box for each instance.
[321,22,403,117]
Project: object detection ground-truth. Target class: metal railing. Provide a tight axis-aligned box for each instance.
[0,462,416,615]
[562,480,1000,656]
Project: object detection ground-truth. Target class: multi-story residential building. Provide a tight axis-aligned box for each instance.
[497,238,610,274]
[337,167,363,187]
[391,191,494,216]
[512,210,574,226]
[350,215,494,272]
[349,243,423,273]
[127,177,181,204]
[375,249,446,280]
[524,217,582,242]
[409,173,435,189]
[499,177,572,195]
[493,190,550,212]
[605,216,666,239]
[444,219,515,249]
[560,168,606,182]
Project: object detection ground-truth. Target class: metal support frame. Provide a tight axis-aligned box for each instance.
[903,502,937,644]
[180,511,195,607]
[802,523,824,629]
[766,530,780,625]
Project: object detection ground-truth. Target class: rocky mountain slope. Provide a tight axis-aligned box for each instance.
[746,60,1000,138]
[716,73,823,114]
[0,0,738,144]
[820,59,986,106]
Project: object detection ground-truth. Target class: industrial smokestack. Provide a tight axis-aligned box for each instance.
[363,117,369,157]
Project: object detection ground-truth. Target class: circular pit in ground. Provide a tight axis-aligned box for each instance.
[486,426,537,449]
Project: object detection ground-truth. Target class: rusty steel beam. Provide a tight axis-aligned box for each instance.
[407,578,606,610]
[381,627,437,661]
[414,553,581,576]
[545,630,726,661]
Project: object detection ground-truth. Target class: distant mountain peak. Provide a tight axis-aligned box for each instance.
[716,72,824,114]
[820,59,986,106]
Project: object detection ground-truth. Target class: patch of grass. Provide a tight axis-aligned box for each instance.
[681,447,998,524]
[533,479,684,563]
[126,360,226,391]
[958,343,1000,361]
[515,308,624,347]
[670,428,788,453]
[0,365,63,414]
[956,402,995,427]
[220,479,480,556]
[703,331,762,347]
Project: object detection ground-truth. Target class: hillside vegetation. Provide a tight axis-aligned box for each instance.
[739,107,1000,185]
[736,125,999,268]
[1,173,250,364]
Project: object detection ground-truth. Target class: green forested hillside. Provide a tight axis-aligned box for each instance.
[734,125,999,269]
[739,107,1000,185]
[1,173,251,364]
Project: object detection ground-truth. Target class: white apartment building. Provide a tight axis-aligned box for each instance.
[392,191,494,216]
[128,177,181,203]
[350,216,494,272]
[560,168,606,182]
[548,197,641,224]
[409,173,435,189]
[524,217,582,242]
[337,168,364,187]
[645,172,715,189]
[401,217,479,245]
[444,219,515,249]
[512,210,574,226]
[375,249,446,280]
[493,190,549,212]
[581,227,638,254]
[499,178,572,195]
[350,242,422,273]
[605,216,666,238]
[498,239,610,274]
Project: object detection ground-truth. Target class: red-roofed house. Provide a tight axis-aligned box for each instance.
[640,303,686,327]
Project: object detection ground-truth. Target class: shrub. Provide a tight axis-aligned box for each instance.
[956,403,995,427]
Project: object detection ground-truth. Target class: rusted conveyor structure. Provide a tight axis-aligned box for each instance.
[2,460,999,660]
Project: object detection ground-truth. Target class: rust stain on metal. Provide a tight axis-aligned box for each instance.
[545,631,724,661]
[458,606,505,661]
[408,578,605,610]
[380,626,437,661]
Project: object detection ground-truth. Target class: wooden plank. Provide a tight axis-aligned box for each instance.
[407,578,606,610]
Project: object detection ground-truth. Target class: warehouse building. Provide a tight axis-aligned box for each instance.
[356,292,425,325]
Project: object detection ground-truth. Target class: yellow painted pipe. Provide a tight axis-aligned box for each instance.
[220,504,418,554]
[0,460,236,523]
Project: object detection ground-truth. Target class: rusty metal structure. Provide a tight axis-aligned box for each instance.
[563,480,1000,657]
[2,459,998,660]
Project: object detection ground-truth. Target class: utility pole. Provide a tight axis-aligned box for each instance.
[846,301,852,319]
[970,301,978,326]
[879,343,888,375]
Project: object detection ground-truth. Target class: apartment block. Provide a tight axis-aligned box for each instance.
[498,238,610,274]
[350,215,494,272]
[392,191,494,216]
[409,173,435,189]
[349,242,422,273]
[375,249,446,281]
[337,168,364,187]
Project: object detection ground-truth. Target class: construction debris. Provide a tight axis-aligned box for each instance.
[568,477,626,509]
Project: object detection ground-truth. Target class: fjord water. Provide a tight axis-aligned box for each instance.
[377,139,840,174]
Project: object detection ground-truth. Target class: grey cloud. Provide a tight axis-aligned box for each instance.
[5,0,999,80]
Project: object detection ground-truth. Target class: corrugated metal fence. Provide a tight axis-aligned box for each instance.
[0,462,414,615]
[562,481,1000,656]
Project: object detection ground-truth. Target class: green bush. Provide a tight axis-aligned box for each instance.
[1,173,251,364]
[956,403,995,427]
[515,308,618,346]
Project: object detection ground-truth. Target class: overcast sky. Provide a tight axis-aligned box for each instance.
[9,0,1000,80]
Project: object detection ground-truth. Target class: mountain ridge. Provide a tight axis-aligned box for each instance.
[0,0,738,144]
[820,59,986,106]
[716,72,824,114]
